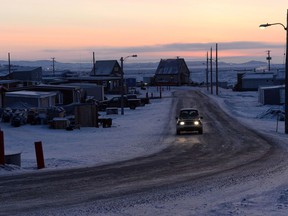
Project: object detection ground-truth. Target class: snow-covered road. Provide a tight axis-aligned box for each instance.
[2,87,288,215]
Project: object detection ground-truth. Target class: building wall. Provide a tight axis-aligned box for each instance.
[242,79,274,90]
[155,74,180,85]
[11,67,42,81]
[5,95,56,108]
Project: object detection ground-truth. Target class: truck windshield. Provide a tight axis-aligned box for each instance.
[180,110,198,118]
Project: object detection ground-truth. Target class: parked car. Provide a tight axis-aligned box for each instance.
[176,108,203,135]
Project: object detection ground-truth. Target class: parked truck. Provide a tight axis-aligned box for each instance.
[99,95,141,111]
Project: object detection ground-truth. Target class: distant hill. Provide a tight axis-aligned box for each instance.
[0,59,283,72]
[0,60,92,72]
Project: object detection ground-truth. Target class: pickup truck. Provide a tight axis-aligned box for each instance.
[99,95,141,111]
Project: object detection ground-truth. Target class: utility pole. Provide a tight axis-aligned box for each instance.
[259,9,288,133]
[8,53,11,74]
[210,47,213,94]
[51,57,55,76]
[93,52,96,76]
[120,57,124,115]
[216,43,219,95]
[266,50,272,71]
[206,52,209,91]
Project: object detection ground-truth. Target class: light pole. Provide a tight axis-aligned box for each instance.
[120,54,138,115]
[259,9,288,133]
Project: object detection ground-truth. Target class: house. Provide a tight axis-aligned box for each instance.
[10,66,42,81]
[154,58,190,86]
[0,66,42,87]
[89,60,122,93]
[91,60,122,77]
[258,85,285,105]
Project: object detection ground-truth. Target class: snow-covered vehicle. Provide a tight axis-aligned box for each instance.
[10,110,27,127]
[176,108,203,135]
[1,107,13,122]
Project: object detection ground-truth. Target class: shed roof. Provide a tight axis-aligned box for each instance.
[259,85,285,90]
[66,76,121,81]
[36,84,81,90]
[242,73,274,80]
[12,66,41,72]
[6,90,57,98]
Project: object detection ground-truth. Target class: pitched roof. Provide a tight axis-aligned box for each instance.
[91,60,122,76]
[155,58,189,75]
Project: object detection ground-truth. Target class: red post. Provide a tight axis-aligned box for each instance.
[0,130,5,165]
[34,141,45,169]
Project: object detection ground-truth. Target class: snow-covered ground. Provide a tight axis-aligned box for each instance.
[0,86,171,174]
[1,86,285,175]
[2,85,288,215]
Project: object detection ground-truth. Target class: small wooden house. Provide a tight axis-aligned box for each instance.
[89,60,122,93]
[9,66,42,82]
[0,66,42,87]
[91,60,122,77]
[154,58,190,86]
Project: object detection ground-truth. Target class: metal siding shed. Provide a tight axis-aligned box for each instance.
[258,85,285,105]
[242,73,274,90]
[5,90,57,108]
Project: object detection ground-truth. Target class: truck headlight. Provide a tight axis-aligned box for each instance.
[194,121,200,125]
[179,121,185,125]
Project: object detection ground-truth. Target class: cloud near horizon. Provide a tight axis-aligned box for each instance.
[36,41,286,63]
[42,41,284,54]
[115,41,285,53]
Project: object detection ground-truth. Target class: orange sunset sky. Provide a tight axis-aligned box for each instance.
[0,0,287,63]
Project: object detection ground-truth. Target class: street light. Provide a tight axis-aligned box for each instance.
[259,9,288,133]
[120,54,138,115]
